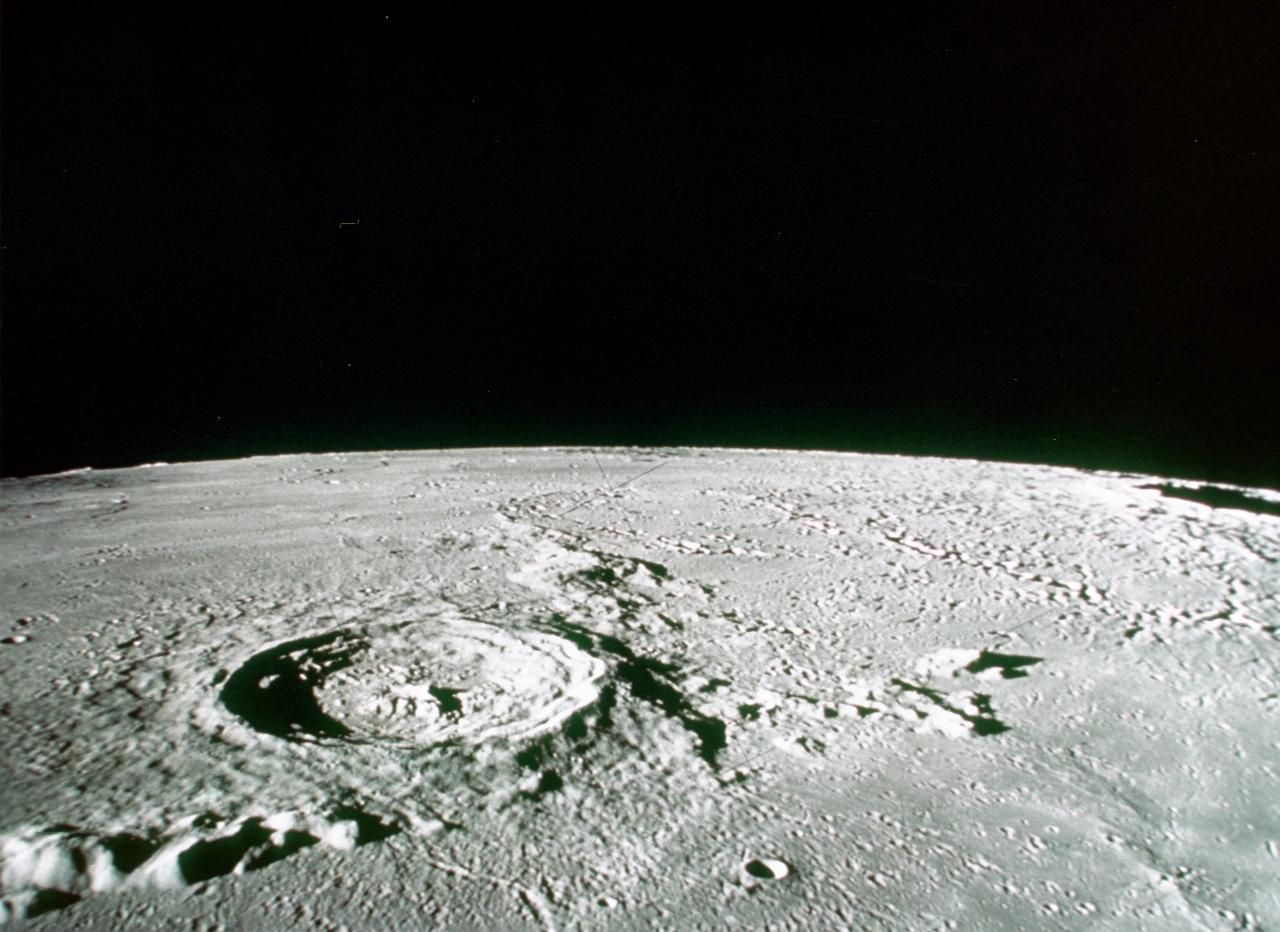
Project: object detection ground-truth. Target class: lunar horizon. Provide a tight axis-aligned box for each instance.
[6,8,1278,924]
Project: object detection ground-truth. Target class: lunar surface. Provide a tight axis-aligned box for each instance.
[1,448,1277,929]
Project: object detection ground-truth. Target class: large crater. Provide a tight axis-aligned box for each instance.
[219,615,607,749]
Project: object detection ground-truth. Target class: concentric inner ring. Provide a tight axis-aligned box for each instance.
[220,616,607,748]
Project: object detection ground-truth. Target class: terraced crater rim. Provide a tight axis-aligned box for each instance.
[219,616,608,748]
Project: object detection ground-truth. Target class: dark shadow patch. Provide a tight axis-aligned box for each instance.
[192,812,222,830]
[26,889,81,918]
[428,686,464,716]
[966,694,1010,735]
[594,682,617,732]
[328,805,400,845]
[547,614,594,652]
[964,650,1043,679]
[738,703,762,721]
[543,618,727,767]
[176,807,395,885]
[577,566,619,586]
[616,656,727,766]
[743,858,789,880]
[219,631,366,741]
[521,769,564,801]
[98,833,159,873]
[1138,484,1280,518]
[516,741,548,770]
[688,719,728,762]
[639,559,670,579]
[178,819,274,884]
[970,717,1011,737]
[796,735,826,754]
[656,613,684,631]
[242,830,319,872]
[891,678,1010,736]
[9,806,398,923]
[515,681,618,776]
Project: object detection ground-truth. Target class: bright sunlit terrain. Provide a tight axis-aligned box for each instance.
[2,448,1277,928]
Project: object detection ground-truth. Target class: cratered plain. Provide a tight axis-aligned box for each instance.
[1,448,1277,928]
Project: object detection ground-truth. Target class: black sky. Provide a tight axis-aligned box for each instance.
[4,5,1278,484]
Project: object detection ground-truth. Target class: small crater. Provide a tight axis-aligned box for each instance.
[738,856,791,889]
[744,858,789,880]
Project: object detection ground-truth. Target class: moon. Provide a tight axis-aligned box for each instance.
[1,448,1277,928]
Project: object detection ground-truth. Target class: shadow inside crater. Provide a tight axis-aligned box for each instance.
[219,631,366,741]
